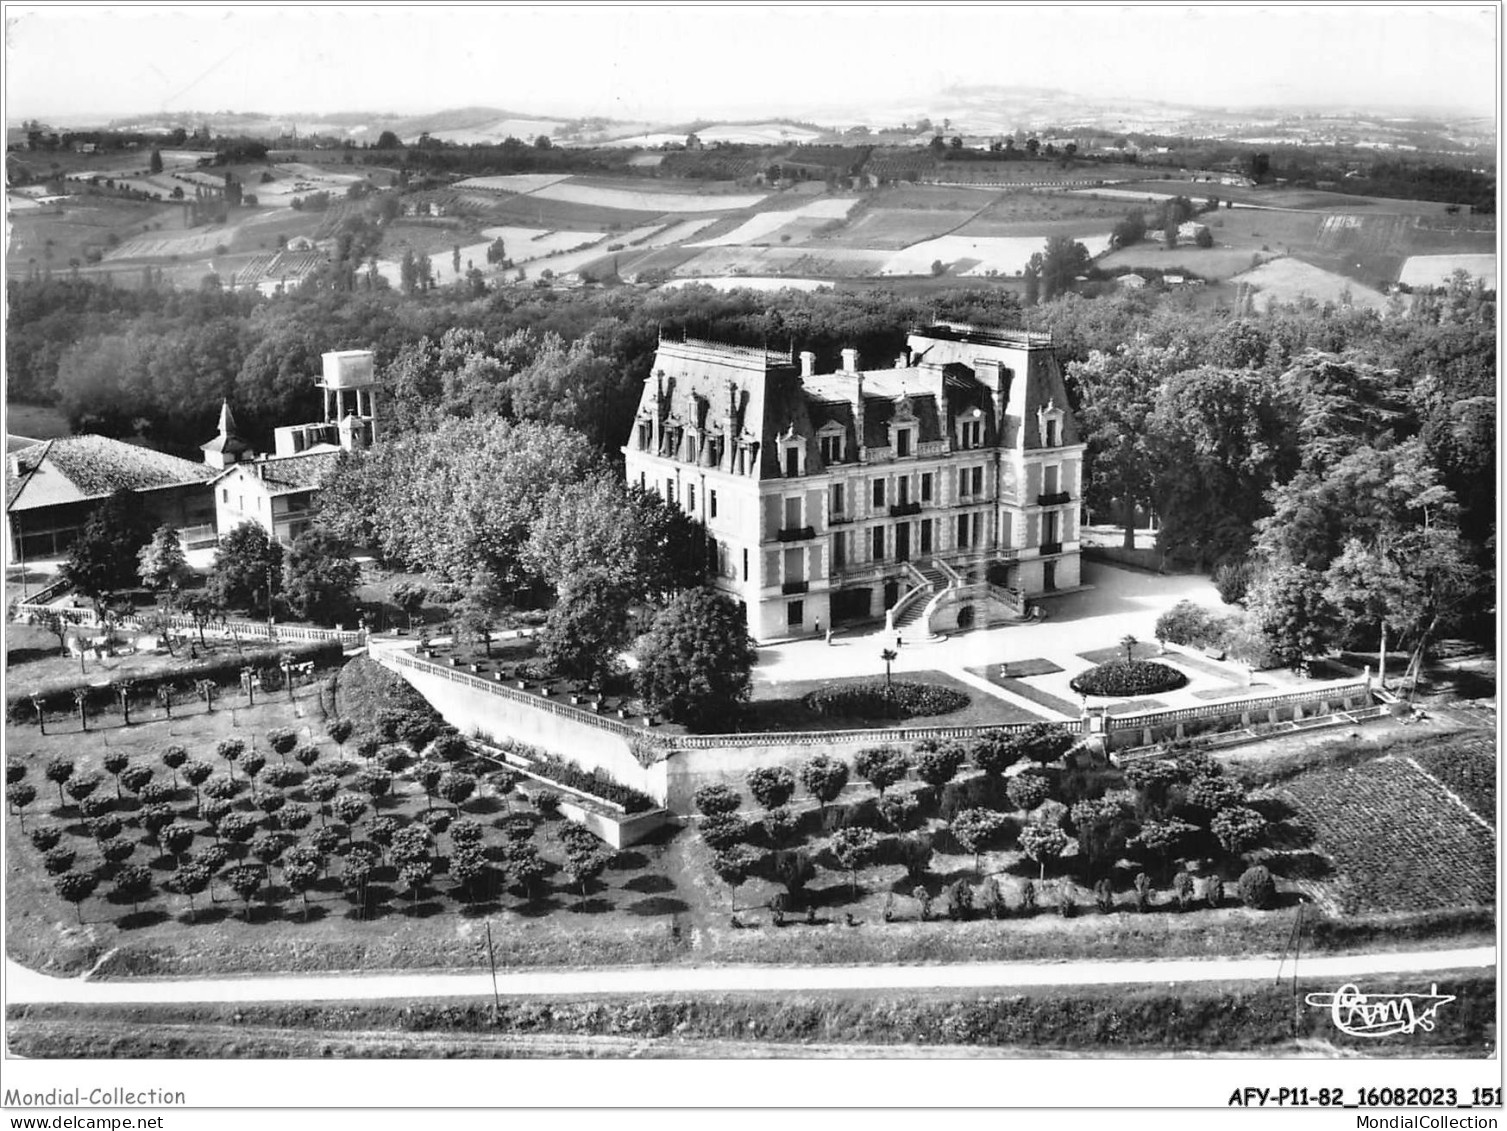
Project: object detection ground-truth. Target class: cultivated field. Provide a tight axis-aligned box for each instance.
[688,197,858,247]
[1278,754,1496,915]
[1230,257,1389,310]
[819,208,979,250]
[1399,253,1496,287]
[880,232,1114,277]
[454,173,575,195]
[527,181,769,213]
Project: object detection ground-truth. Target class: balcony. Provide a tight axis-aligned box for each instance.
[828,514,852,526]
[1040,541,1063,556]
[781,580,809,595]
[776,526,816,543]
[888,501,922,518]
[1036,491,1072,507]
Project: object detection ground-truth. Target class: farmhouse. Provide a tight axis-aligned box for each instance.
[5,434,217,562]
[623,324,1085,643]
[206,349,378,546]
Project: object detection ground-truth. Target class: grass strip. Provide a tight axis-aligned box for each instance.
[8,971,1493,1057]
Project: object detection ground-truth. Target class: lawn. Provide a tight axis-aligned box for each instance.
[746,670,1043,731]
[5,401,70,440]
[964,665,1078,718]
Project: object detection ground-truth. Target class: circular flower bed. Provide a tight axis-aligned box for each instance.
[1069,660,1188,697]
[803,680,969,720]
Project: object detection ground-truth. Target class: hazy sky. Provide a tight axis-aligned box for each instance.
[5,5,1498,123]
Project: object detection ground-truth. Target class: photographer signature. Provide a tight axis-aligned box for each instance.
[1304,983,1455,1037]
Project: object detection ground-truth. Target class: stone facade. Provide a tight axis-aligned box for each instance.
[623,323,1086,643]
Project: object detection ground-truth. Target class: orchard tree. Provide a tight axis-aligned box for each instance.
[284,860,320,921]
[6,782,36,826]
[634,587,756,728]
[167,862,211,922]
[160,744,188,787]
[1069,796,1135,878]
[44,757,75,806]
[437,771,475,810]
[54,870,98,923]
[712,843,765,909]
[913,741,965,791]
[798,755,849,813]
[827,826,879,898]
[971,730,1021,778]
[693,784,742,818]
[112,863,154,916]
[950,808,1012,876]
[745,766,795,811]
[1018,821,1069,880]
[1007,770,1052,812]
[1211,806,1268,857]
[224,865,264,921]
[1131,817,1198,877]
[854,746,910,798]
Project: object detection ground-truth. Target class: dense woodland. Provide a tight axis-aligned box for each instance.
[7,260,1496,662]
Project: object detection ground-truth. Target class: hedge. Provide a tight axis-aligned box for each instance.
[6,640,344,724]
[803,680,969,720]
[523,750,656,814]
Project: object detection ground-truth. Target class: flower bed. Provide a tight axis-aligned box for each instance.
[802,680,970,720]
[1069,660,1188,698]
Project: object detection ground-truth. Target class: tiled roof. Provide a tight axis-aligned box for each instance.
[7,435,214,513]
[213,451,341,496]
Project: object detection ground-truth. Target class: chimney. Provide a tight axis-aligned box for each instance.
[799,351,816,378]
[841,348,859,373]
[852,373,865,455]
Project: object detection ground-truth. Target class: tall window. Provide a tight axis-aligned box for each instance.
[742,548,748,582]
[830,482,845,518]
[819,434,842,464]
[666,479,675,505]
[710,490,718,518]
[896,428,912,457]
[872,478,886,508]
[921,473,933,502]
[960,419,982,449]
[971,466,984,497]
[784,446,799,478]
[688,485,696,512]
[833,532,846,569]
[784,497,802,530]
[897,476,910,506]
[872,526,885,561]
[1046,419,1059,447]
[957,513,970,547]
[958,468,970,497]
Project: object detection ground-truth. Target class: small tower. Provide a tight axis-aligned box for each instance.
[318,349,379,452]
[201,399,253,469]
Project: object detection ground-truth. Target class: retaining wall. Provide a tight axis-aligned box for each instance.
[379,650,669,805]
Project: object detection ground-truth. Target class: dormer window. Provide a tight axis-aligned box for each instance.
[637,421,651,451]
[1038,401,1066,448]
[781,438,803,478]
[956,406,985,450]
[889,396,918,458]
[817,423,845,465]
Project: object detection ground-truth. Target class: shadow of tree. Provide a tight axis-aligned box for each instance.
[622,873,675,894]
[626,895,689,917]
